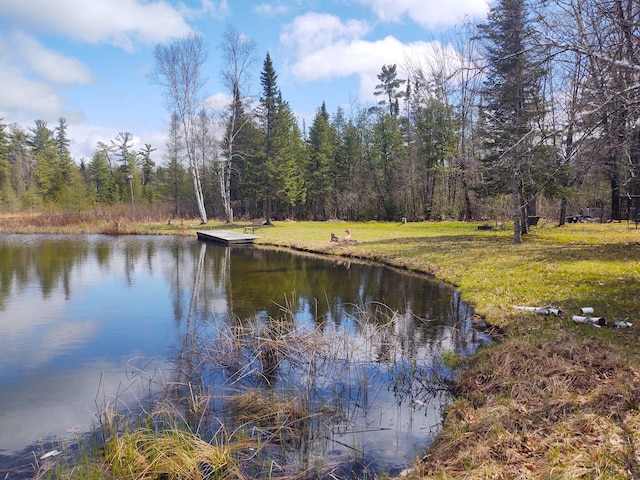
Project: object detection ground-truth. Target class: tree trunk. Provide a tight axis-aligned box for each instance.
[191,164,207,224]
[559,197,567,225]
[512,167,522,243]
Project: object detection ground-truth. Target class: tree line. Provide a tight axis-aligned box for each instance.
[1,1,639,242]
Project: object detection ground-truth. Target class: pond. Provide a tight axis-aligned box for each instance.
[0,234,489,478]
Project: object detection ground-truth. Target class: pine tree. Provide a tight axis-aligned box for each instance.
[55,118,73,181]
[88,150,115,204]
[139,144,157,202]
[307,102,336,220]
[374,65,406,117]
[272,98,306,218]
[260,52,278,145]
[161,113,189,216]
[28,120,61,202]
[258,52,280,223]
[477,0,545,242]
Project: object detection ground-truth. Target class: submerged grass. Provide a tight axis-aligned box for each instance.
[40,293,409,479]
[4,213,640,478]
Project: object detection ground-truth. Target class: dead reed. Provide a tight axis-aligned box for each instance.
[0,205,179,235]
[84,298,434,479]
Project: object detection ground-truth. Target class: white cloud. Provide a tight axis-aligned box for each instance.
[67,122,169,162]
[0,0,194,50]
[0,32,91,125]
[358,0,489,28]
[0,65,69,121]
[11,32,93,85]
[281,14,453,103]
[253,2,291,18]
[204,92,233,111]
[281,13,370,57]
[179,0,230,21]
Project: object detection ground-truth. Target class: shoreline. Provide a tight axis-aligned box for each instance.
[2,218,639,478]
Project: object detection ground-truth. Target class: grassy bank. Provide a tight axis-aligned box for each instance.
[3,213,640,478]
[234,219,640,478]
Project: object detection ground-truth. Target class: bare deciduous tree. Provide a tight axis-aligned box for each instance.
[150,33,209,224]
[535,0,640,221]
[218,25,257,223]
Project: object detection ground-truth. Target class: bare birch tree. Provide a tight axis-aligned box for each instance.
[535,0,640,221]
[151,33,209,223]
[218,25,257,223]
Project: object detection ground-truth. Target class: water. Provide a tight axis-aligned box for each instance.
[0,234,488,478]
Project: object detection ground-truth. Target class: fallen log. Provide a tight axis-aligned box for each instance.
[572,315,606,327]
[513,305,563,316]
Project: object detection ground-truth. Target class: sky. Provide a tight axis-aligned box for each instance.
[0,0,490,162]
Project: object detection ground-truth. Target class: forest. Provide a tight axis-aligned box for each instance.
[0,0,639,243]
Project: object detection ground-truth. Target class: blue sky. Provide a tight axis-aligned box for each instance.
[0,0,489,161]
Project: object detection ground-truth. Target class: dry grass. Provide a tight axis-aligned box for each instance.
[105,428,233,480]
[0,205,190,235]
[416,328,640,479]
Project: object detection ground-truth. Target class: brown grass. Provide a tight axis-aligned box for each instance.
[411,322,640,479]
[0,205,191,235]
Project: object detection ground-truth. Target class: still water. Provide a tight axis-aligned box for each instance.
[0,234,487,477]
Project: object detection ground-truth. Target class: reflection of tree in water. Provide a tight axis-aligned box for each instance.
[0,236,92,308]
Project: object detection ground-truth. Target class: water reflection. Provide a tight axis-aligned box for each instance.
[0,234,486,477]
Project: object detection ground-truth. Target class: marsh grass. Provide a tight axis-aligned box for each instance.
[48,295,441,479]
[104,428,233,480]
[0,205,187,235]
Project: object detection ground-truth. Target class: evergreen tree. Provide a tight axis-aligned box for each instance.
[477,0,546,242]
[272,97,306,218]
[231,107,263,219]
[374,64,406,117]
[111,132,138,205]
[416,98,459,218]
[371,113,405,220]
[88,150,115,204]
[139,144,157,202]
[28,120,61,202]
[160,113,190,217]
[257,52,280,223]
[260,52,278,145]
[307,102,336,220]
[7,125,31,205]
[54,117,73,181]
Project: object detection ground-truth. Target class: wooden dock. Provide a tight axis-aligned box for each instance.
[196,230,259,245]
